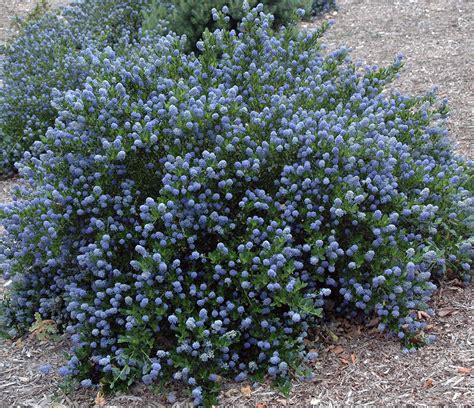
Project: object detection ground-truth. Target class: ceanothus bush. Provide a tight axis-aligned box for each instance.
[1,4,472,406]
[0,0,154,175]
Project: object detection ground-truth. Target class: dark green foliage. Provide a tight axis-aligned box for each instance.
[311,0,336,15]
[143,0,312,50]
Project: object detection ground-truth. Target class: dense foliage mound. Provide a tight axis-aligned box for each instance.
[312,0,336,15]
[143,0,312,50]
[1,4,472,406]
[0,0,154,174]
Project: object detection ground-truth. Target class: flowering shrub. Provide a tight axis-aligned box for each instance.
[1,4,473,406]
[0,0,153,174]
[143,0,312,50]
[312,0,336,15]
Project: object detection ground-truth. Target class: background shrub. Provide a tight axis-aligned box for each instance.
[143,0,312,50]
[312,0,337,15]
[0,0,154,175]
[1,4,472,407]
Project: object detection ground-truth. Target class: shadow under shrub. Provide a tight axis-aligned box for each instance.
[1,4,473,406]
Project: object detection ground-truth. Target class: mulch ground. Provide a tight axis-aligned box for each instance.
[0,283,472,407]
[0,0,473,407]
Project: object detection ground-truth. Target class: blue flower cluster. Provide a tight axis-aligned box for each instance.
[0,0,154,174]
[1,4,472,406]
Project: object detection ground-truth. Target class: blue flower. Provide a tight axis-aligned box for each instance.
[80,379,93,388]
[39,364,52,374]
